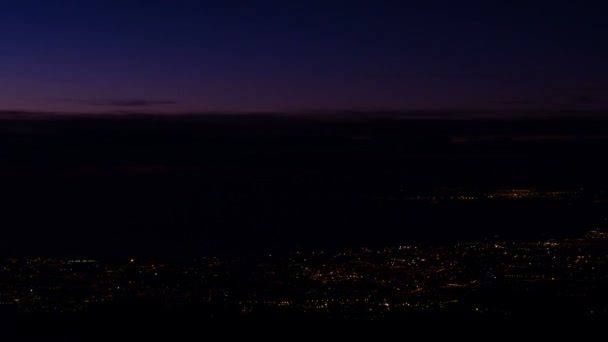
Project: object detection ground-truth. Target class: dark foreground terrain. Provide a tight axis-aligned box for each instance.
[0,231,607,330]
[0,114,607,327]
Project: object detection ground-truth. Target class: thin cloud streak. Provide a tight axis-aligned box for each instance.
[54,98,178,107]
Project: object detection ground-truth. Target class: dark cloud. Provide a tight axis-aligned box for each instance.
[54,98,178,107]
[102,99,178,107]
[0,110,43,120]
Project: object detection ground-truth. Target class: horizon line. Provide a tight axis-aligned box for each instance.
[1,108,608,120]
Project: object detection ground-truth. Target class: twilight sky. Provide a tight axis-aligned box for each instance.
[1,0,607,114]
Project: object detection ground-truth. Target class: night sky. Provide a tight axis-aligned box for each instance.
[1,0,607,114]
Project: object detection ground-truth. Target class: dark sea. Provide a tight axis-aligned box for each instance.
[1,115,607,257]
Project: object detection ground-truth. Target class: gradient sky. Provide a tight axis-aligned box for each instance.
[1,0,607,114]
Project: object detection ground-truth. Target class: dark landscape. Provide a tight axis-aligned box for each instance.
[1,0,607,327]
[0,114,606,324]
